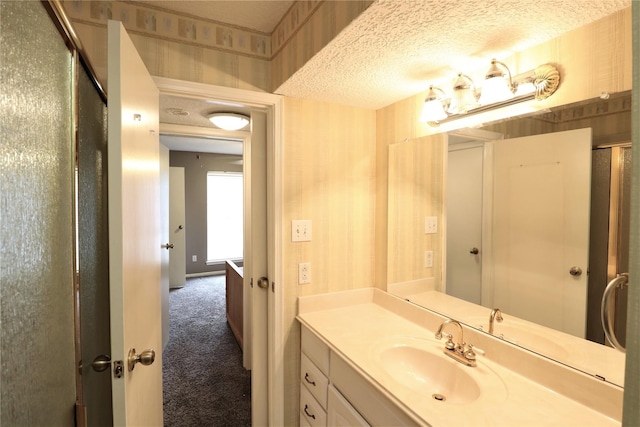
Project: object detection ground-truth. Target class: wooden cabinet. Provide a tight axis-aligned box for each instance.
[225,260,243,349]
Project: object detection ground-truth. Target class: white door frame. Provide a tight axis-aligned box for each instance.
[153,77,284,425]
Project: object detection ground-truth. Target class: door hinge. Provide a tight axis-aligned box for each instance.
[113,360,124,379]
[75,402,87,427]
[272,281,275,292]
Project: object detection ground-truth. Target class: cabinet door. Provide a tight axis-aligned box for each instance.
[327,385,370,427]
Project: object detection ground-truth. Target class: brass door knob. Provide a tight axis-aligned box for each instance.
[128,348,156,371]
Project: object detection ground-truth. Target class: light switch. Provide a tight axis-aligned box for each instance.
[292,220,312,242]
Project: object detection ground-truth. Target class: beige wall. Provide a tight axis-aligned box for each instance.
[281,97,376,424]
[387,134,445,286]
[69,20,271,93]
[375,7,632,287]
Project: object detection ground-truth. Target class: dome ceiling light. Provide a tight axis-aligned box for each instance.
[207,112,250,131]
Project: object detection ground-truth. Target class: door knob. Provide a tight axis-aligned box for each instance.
[469,247,479,255]
[257,277,269,289]
[569,266,583,276]
[128,348,155,371]
[90,354,112,373]
[162,243,174,249]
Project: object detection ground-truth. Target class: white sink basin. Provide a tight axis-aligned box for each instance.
[373,337,508,405]
[378,345,480,403]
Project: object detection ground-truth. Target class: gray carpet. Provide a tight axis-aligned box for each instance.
[163,275,251,426]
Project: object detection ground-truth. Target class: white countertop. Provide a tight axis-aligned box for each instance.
[397,288,626,388]
[297,288,622,427]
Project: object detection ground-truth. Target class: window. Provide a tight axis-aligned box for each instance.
[206,172,243,263]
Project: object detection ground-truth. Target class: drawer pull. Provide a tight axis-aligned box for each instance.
[304,404,316,420]
[304,372,316,386]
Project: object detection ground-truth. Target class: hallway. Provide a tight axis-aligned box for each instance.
[162,276,251,426]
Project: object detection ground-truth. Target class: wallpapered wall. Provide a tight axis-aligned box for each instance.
[281,97,376,425]
[61,0,372,93]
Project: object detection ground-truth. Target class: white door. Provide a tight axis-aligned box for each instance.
[246,111,269,424]
[169,166,186,288]
[107,21,163,425]
[489,128,592,337]
[446,144,484,304]
[160,145,170,349]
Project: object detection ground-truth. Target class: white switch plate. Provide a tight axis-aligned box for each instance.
[298,262,311,284]
[192,255,197,262]
[425,216,438,234]
[425,251,433,268]
[292,220,312,242]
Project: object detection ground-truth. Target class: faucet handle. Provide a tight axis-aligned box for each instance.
[464,344,477,362]
[444,334,456,350]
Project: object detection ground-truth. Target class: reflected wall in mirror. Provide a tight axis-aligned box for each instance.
[387,91,631,387]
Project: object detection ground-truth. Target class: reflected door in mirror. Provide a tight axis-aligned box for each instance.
[447,144,483,304]
[489,128,592,338]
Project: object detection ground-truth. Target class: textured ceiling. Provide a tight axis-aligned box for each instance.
[275,0,631,109]
[133,0,294,33]
[155,0,630,152]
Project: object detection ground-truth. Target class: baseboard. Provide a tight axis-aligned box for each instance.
[186,271,225,278]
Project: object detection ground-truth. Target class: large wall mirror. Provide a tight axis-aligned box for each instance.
[387,91,631,388]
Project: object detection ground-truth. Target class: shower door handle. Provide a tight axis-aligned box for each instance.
[601,273,629,352]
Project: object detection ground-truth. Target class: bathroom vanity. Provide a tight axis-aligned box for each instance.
[297,288,622,426]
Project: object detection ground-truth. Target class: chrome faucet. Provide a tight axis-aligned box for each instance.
[488,308,503,334]
[435,318,464,343]
[435,318,477,367]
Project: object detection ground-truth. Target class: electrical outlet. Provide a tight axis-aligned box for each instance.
[298,262,311,284]
[425,251,433,268]
[425,216,438,234]
[292,220,312,242]
[192,255,197,262]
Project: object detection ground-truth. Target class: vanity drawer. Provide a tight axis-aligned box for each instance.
[301,353,329,408]
[300,384,327,427]
[301,325,330,375]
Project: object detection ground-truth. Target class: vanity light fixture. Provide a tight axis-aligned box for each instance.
[477,58,515,105]
[448,73,479,115]
[419,86,449,122]
[207,112,250,131]
[420,59,560,126]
